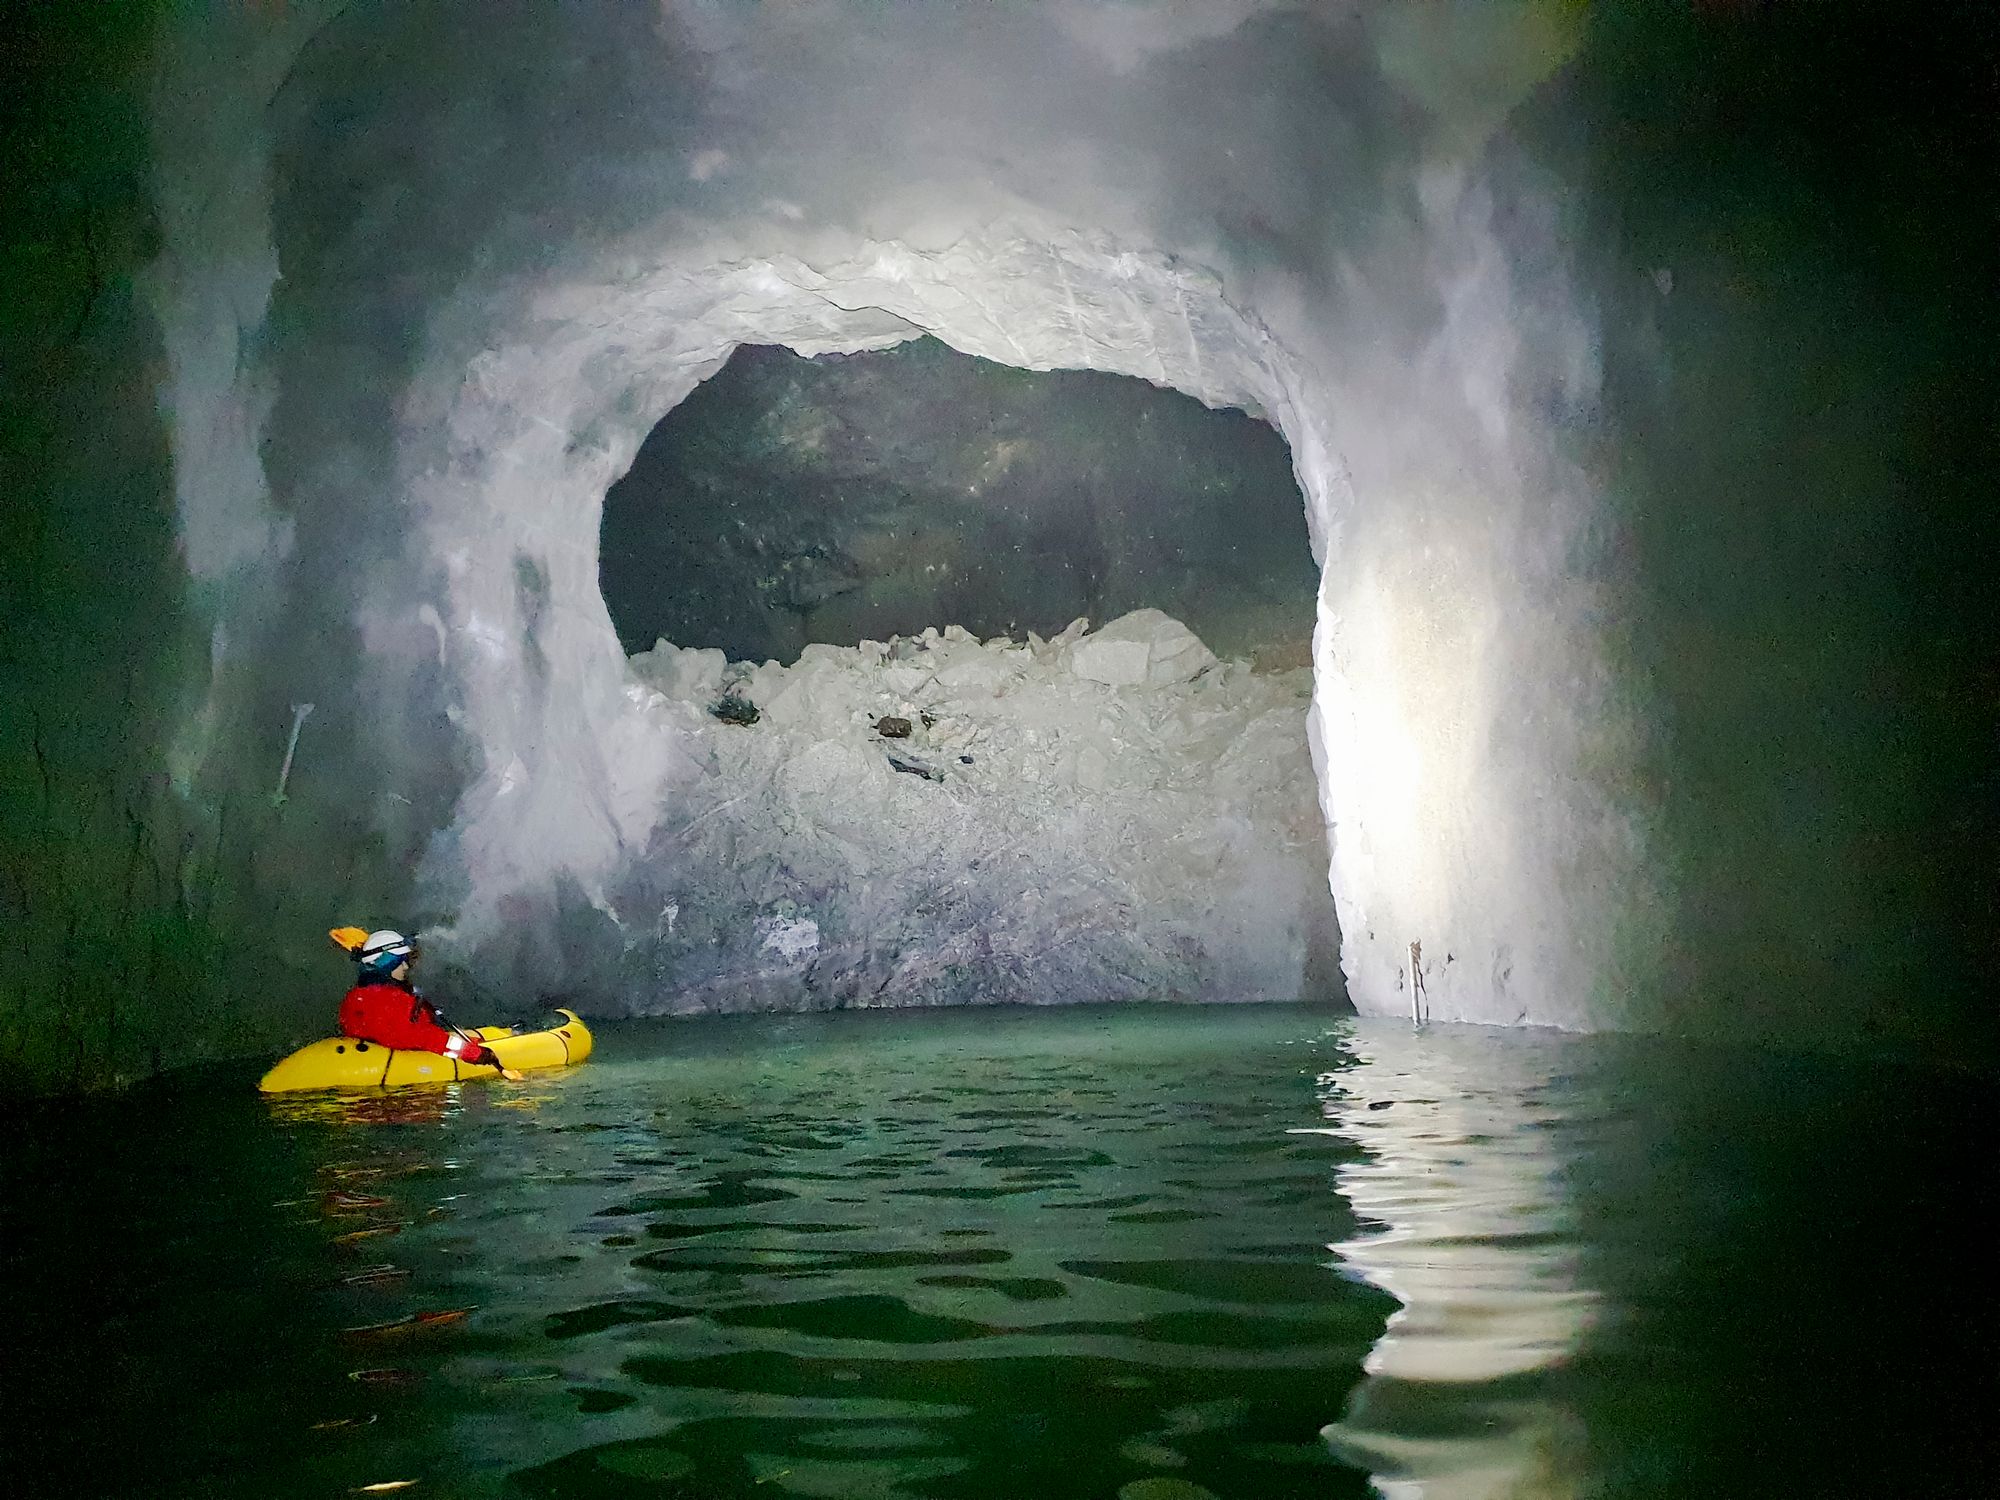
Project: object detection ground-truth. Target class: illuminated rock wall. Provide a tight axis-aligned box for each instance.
[145,0,1647,1027]
[613,613,1334,1011]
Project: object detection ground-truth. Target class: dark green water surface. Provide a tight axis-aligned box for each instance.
[3,1005,1989,1498]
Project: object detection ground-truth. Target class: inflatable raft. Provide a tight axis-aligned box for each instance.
[258,1008,593,1093]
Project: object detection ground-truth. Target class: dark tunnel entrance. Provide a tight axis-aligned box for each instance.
[598,338,1319,669]
[592,337,1344,1013]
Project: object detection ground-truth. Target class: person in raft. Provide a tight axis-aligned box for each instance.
[335,928,522,1080]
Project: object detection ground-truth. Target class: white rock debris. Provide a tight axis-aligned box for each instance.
[619,610,1337,1013]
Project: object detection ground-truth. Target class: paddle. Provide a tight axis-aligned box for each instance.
[462,1023,525,1082]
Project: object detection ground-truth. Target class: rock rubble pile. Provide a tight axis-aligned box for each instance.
[616,609,1338,1011]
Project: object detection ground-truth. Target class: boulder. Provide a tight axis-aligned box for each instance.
[709,692,760,726]
[760,675,817,726]
[1070,634,1150,687]
[632,641,727,702]
[937,653,1012,696]
[1073,609,1218,687]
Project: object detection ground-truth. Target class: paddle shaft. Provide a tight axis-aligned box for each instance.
[448,1019,521,1079]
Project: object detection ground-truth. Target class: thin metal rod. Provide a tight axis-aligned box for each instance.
[274,702,314,805]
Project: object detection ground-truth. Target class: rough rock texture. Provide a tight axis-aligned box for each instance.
[1,0,1977,1091]
[142,2,1720,1040]
[616,612,1338,1012]
[598,338,1317,667]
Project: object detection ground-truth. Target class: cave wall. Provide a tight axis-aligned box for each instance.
[154,0,1647,1040]
[0,4,259,1088]
[154,0,1990,1055]
[4,2,1987,1088]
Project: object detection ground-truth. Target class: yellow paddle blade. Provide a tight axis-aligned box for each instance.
[330,926,370,954]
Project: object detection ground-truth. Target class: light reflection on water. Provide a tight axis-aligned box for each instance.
[1314,1023,1596,1499]
[2,1004,1988,1499]
[418,1007,1382,1499]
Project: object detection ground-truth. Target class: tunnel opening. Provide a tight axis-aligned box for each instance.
[599,338,1318,670]
[588,337,1344,1014]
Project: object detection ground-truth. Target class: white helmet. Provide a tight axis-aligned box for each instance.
[356,929,415,974]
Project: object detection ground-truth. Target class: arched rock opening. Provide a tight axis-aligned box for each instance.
[598,338,1318,668]
[591,339,1338,1012]
[149,0,1652,1038]
[408,236,1361,1008]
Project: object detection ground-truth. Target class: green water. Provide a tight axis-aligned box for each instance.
[3,1005,1989,1498]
